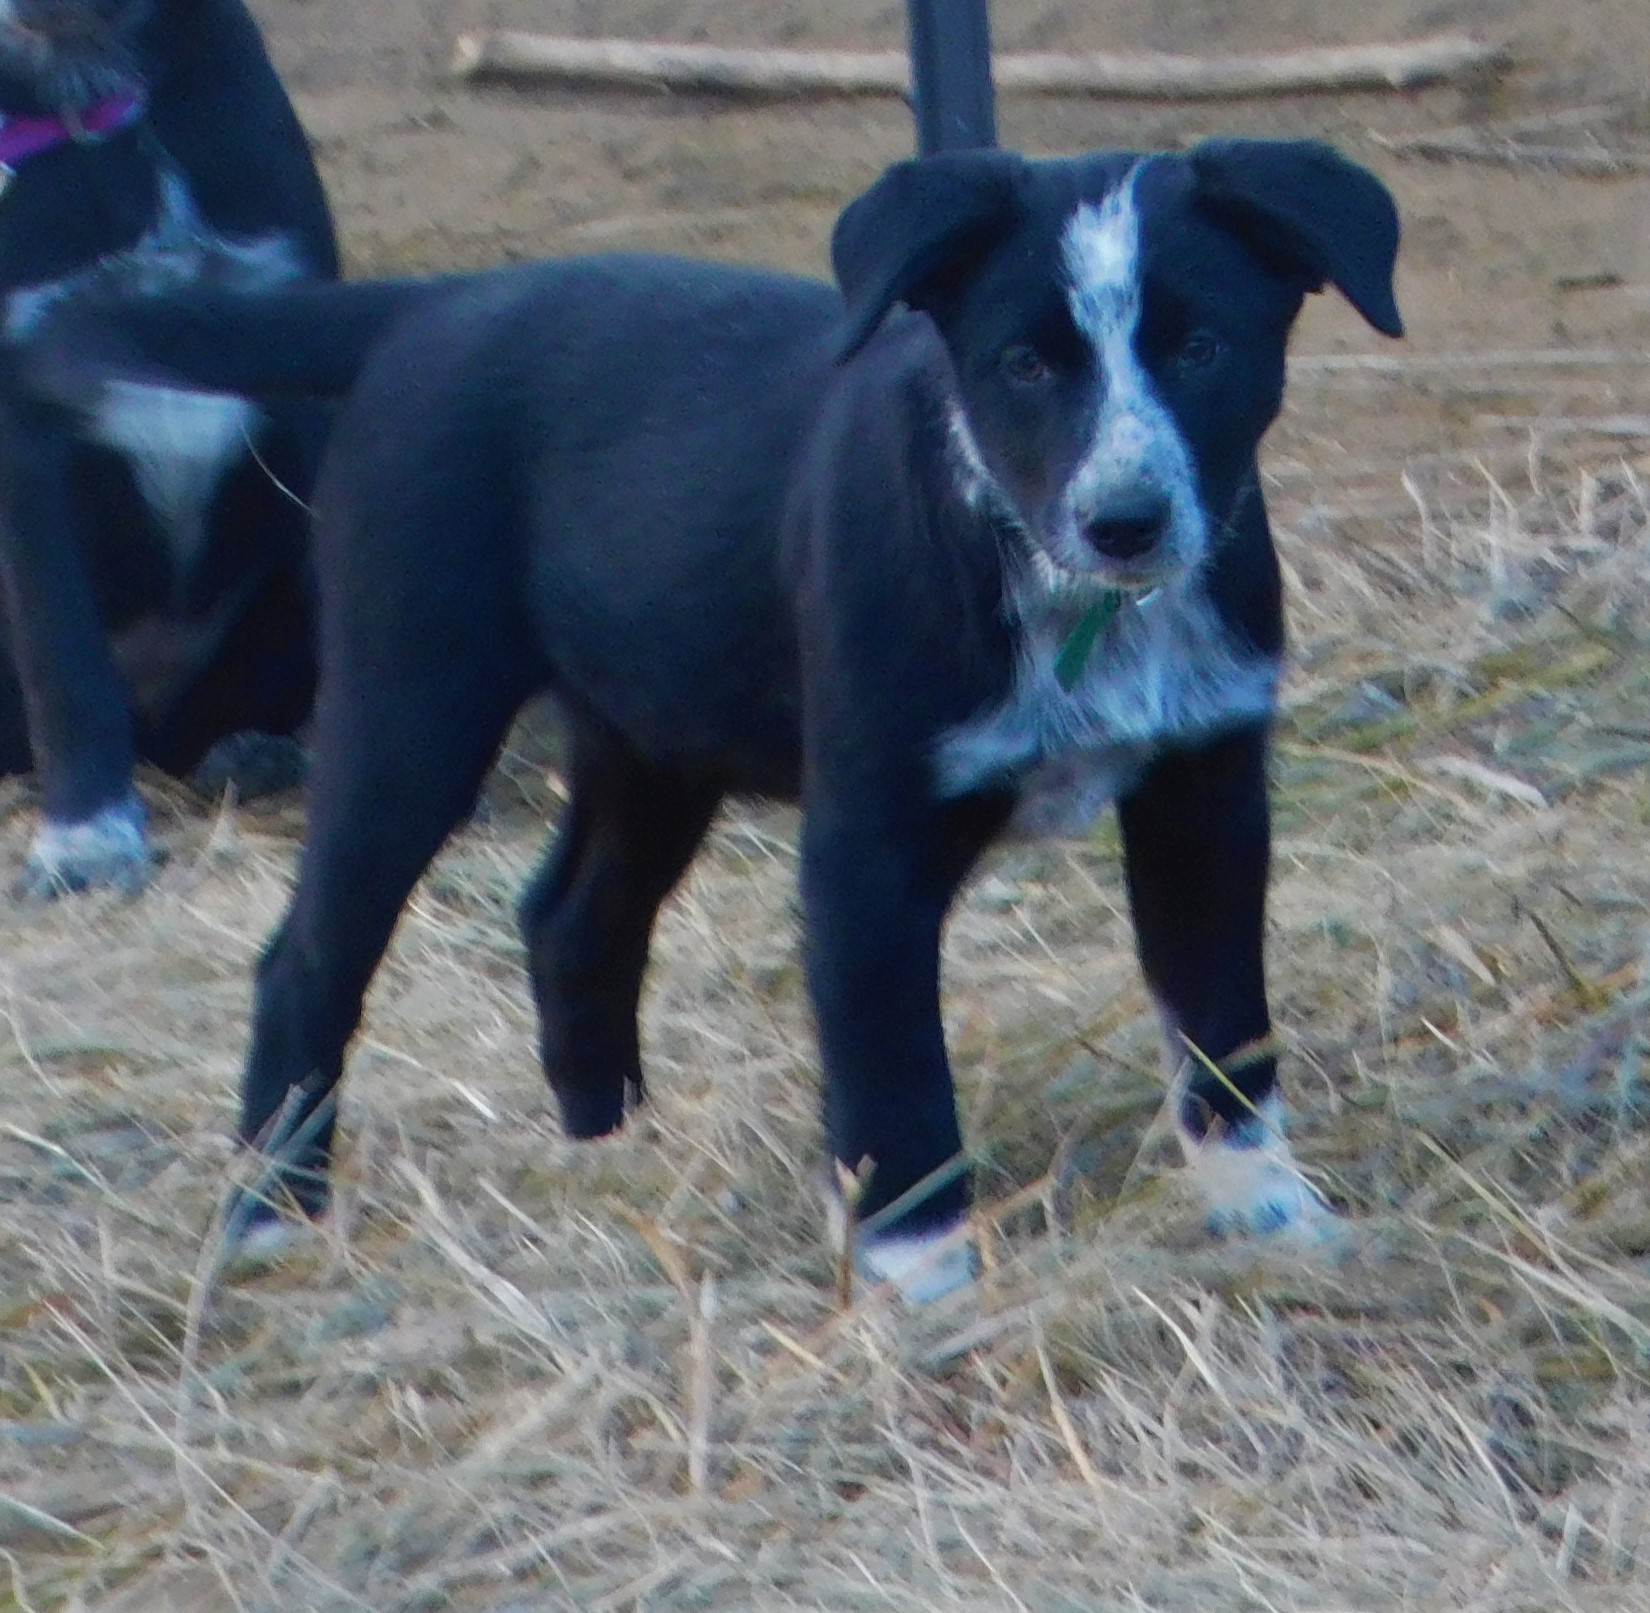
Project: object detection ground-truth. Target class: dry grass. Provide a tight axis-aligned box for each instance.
[3,368,1650,1610]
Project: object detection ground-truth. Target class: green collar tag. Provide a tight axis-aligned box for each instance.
[1052,590,1124,690]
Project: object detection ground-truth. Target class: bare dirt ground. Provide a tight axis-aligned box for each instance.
[4,1,1650,1608]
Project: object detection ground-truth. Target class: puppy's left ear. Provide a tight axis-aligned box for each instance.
[1188,138,1404,338]
[831,149,1027,361]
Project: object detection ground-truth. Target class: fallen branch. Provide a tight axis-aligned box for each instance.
[1474,415,1650,439]
[1292,348,1650,377]
[451,32,1507,102]
[1372,127,1650,175]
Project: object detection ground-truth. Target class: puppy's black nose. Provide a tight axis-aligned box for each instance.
[1083,496,1170,561]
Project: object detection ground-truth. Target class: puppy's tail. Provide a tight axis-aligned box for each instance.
[7,264,441,416]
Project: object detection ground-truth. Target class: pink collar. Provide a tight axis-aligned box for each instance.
[0,92,144,173]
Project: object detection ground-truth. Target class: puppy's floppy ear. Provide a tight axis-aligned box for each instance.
[831,149,1026,361]
[1188,138,1404,338]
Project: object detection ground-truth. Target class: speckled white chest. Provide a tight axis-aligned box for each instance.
[934,573,1279,836]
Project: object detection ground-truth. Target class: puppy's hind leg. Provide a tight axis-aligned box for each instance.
[520,731,722,1139]
[227,658,524,1256]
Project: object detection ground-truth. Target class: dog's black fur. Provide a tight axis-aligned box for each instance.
[13,140,1400,1295]
[0,0,336,894]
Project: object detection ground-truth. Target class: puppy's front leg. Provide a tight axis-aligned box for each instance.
[1117,723,1332,1239]
[0,399,147,896]
[801,793,1004,1301]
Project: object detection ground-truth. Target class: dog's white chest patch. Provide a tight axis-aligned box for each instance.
[92,378,258,549]
[5,168,303,569]
[934,577,1279,834]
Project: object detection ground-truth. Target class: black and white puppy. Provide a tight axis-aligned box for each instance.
[0,0,336,896]
[794,142,1399,1292]
[10,139,1399,1299]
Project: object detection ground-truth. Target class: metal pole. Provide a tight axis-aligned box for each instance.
[905,0,997,154]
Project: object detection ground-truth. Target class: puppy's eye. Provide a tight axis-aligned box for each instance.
[1000,345,1053,386]
[1176,330,1224,371]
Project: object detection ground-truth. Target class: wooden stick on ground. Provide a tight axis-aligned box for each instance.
[1371,127,1650,176]
[450,33,1508,101]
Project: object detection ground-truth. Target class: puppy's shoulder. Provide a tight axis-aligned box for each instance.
[785,309,1007,670]
[807,310,965,496]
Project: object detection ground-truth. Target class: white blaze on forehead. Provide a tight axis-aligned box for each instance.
[1050,167,1207,578]
[1062,172,1145,354]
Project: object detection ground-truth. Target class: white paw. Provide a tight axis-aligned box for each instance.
[20,796,150,898]
[824,1185,978,1303]
[1181,1096,1338,1243]
[224,1212,316,1266]
[857,1224,979,1303]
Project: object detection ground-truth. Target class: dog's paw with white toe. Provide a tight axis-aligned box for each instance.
[1182,1097,1339,1245]
[825,1185,978,1304]
[219,1209,319,1270]
[19,796,151,899]
[857,1224,979,1303]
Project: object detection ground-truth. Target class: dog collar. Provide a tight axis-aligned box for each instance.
[0,92,144,191]
[1053,585,1162,690]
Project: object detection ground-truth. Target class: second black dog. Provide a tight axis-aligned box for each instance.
[0,0,336,895]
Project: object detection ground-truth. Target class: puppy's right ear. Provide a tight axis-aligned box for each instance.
[831,149,1025,361]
